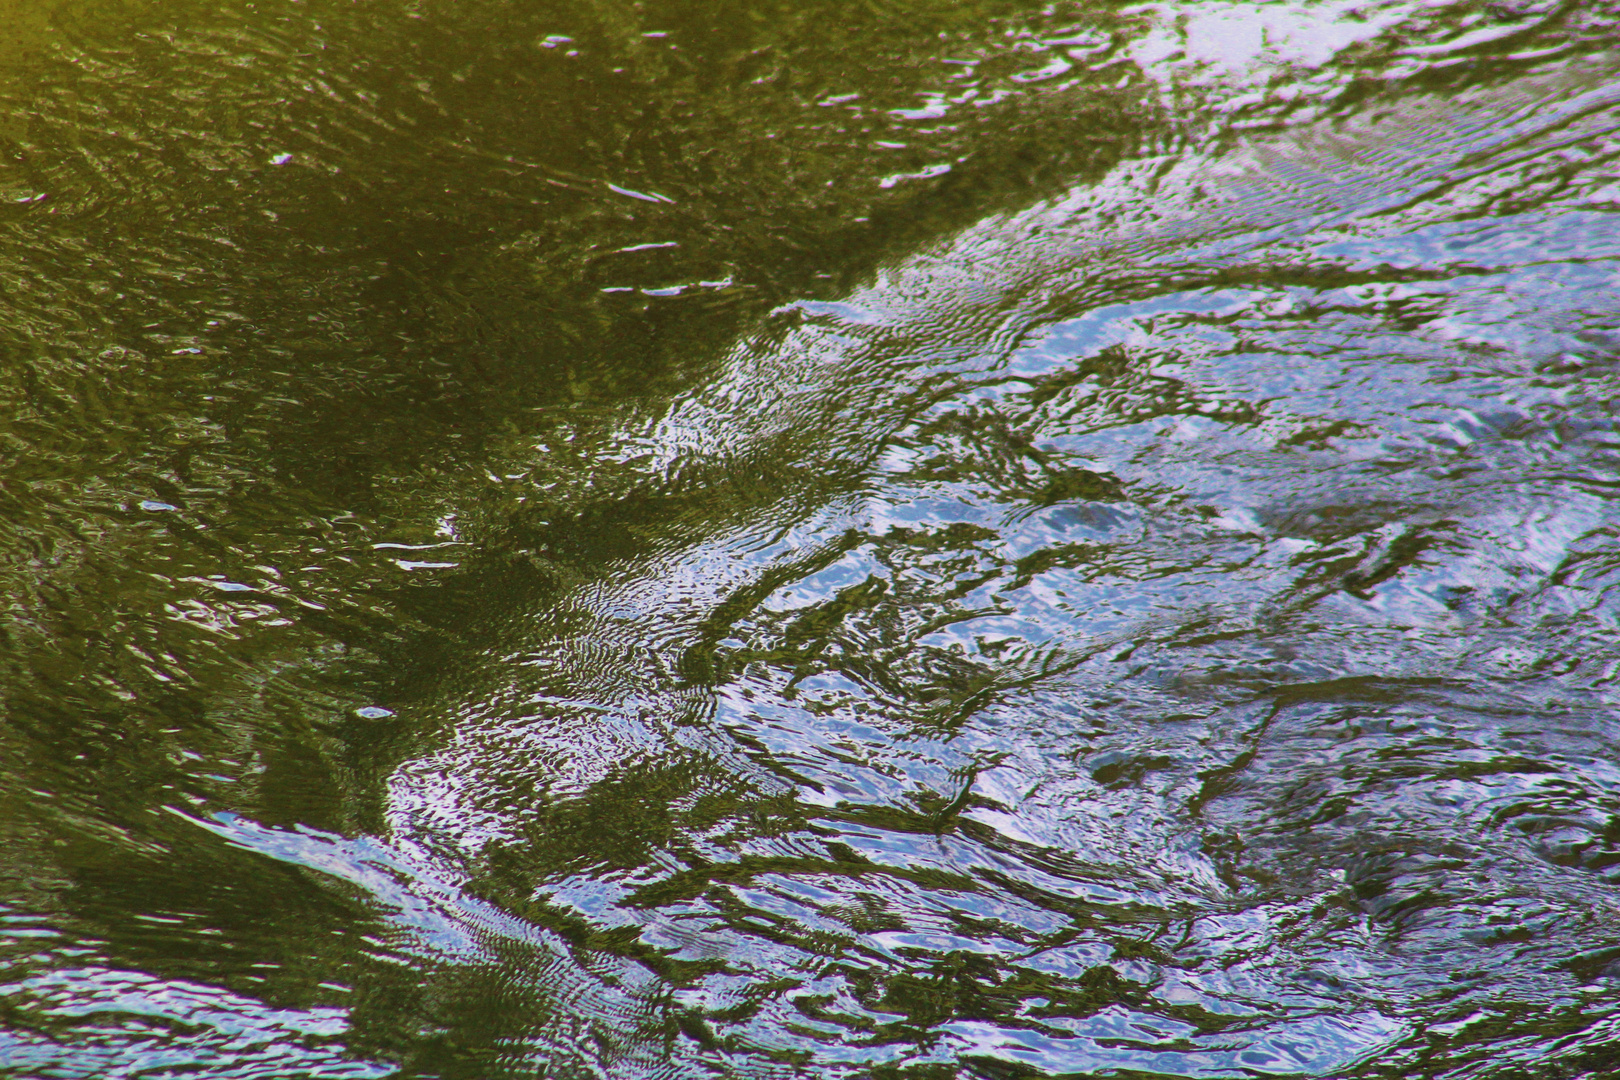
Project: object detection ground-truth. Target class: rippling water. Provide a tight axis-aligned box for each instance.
[3,1,1620,1076]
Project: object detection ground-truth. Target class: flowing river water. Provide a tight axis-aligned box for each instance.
[4,1,1620,1076]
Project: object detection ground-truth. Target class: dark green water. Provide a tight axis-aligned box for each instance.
[3,0,1620,1076]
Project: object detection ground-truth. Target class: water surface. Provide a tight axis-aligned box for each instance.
[3,0,1620,1076]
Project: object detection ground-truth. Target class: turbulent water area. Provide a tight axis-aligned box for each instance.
[3,0,1620,1076]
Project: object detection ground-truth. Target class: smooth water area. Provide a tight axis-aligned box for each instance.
[3,1,1620,1076]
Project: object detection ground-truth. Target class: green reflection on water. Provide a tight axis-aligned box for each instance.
[0,0,1158,1072]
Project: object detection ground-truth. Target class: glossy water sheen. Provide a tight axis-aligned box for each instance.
[3,0,1620,1076]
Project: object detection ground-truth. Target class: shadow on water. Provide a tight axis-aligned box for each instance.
[4,0,1620,1077]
